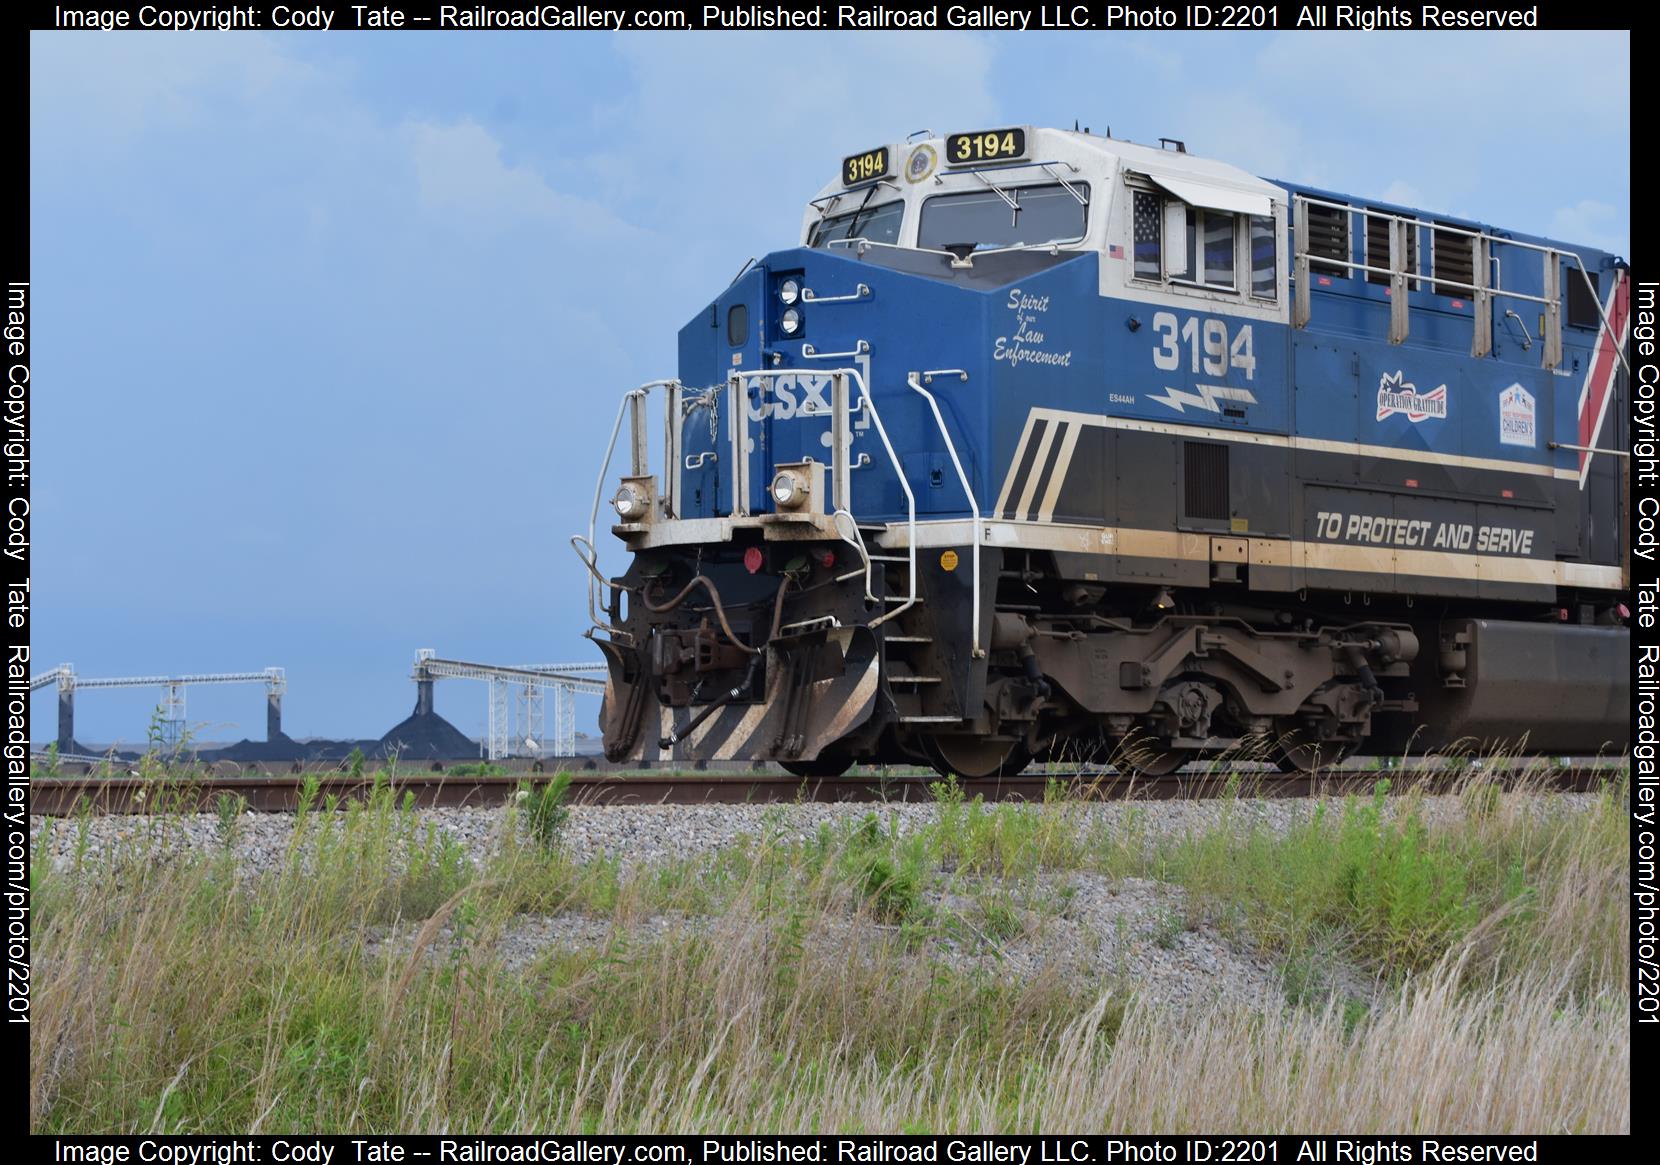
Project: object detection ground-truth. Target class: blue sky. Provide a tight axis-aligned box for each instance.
[29,29,1630,746]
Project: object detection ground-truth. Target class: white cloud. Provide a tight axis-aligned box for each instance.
[1144,30,1631,241]
[1379,180,1423,208]
[593,32,1000,232]
[407,118,640,239]
[610,31,999,154]
[1252,31,1628,127]
[411,120,554,215]
[1168,90,1322,185]
[1122,38,1185,81]
[1549,199,1627,258]
[31,32,322,145]
[541,31,1006,321]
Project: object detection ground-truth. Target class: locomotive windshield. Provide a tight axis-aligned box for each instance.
[808,200,903,249]
[918,182,1089,252]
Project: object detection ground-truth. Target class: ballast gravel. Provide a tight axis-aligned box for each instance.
[30,792,1599,875]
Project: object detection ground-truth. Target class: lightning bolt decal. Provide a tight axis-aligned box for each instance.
[1146,384,1259,414]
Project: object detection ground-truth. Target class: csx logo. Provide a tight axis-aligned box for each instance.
[744,374,832,421]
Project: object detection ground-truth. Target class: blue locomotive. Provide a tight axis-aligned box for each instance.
[576,127,1630,777]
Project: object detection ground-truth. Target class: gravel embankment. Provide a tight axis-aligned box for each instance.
[29,793,1599,874]
[360,872,1294,1010]
[32,793,1595,1012]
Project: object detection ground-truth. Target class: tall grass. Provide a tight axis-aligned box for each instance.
[30,767,1629,1133]
[1133,772,1630,996]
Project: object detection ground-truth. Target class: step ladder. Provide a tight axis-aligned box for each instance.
[868,548,962,725]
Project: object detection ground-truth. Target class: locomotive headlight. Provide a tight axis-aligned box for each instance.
[779,308,803,336]
[771,469,808,510]
[779,279,800,305]
[612,483,647,520]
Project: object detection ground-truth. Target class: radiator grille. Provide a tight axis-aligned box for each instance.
[1305,203,1350,278]
[1366,211,1419,288]
[1184,442,1230,522]
[1432,223,1475,298]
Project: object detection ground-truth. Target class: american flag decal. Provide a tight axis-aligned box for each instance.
[1108,243,1125,259]
[1575,270,1629,488]
[1132,191,1161,278]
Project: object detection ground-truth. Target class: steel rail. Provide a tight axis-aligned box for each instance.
[28,765,1615,816]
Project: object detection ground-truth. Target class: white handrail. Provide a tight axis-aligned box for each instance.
[581,369,922,638]
[847,368,918,630]
[800,282,870,304]
[907,370,984,658]
[730,366,917,628]
[800,340,869,358]
[578,379,681,637]
[1292,195,1630,375]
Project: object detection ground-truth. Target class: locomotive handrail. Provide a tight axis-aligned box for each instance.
[800,340,870,358]
[731,366,918,626]
[970,232,1091,260]
[1291,195,1628,376]
[1549,440,1631,458]
[842,367,918,630]
[827,238,962,263]
[908,370,985,659]
[578,367,917,628]
[726,375,752,517]
[800,283,870,305]
[577,379,683,639]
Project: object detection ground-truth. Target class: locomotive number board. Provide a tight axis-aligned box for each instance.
[841,146,892,186]
[946,128,1028,165]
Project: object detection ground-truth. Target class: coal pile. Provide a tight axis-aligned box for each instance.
[56,740,136,763]
[295,738,390,763]
[51,702,485,767]
[202,722,481,764]
[370,706,480,761]
[201,732,312,763]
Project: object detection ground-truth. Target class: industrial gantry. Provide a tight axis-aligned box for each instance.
[31,665,287,753]
[411,650,605,760]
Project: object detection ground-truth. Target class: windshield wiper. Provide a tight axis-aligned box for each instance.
[841,183,880,245]
[971,170,1021,225]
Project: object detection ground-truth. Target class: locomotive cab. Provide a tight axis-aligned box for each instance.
[576,127,1629,778]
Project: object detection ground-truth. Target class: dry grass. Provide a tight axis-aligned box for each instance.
[501,970,1622,1134]
[29,767,1630,1134]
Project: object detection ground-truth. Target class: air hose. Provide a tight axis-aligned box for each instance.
[660,654,761,750]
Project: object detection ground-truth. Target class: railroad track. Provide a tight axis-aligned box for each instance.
[27,764,1619,815]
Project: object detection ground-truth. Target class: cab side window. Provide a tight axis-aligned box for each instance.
[1250,216,1276,299]
[1132,187,1276,301]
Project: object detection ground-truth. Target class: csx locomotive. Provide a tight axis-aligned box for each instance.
[575,127,1630,777]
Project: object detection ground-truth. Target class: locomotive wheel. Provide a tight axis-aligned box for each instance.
[1110,738,1187,778]
[921,735,1031,780]
[780,754,854,779]
[1271,724,1355,775]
